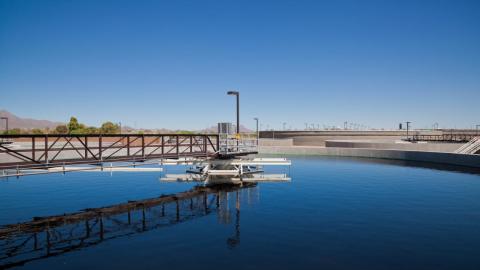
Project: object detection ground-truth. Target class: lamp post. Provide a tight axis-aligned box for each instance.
[0,117,8,134]
[476,125,480,136]
[227,91,240,136]
[405,121,411,140]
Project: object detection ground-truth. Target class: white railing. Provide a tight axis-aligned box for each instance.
[455,137,480,154]
[218,134,258,155]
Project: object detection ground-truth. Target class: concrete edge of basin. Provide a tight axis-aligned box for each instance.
[258,146,480,169]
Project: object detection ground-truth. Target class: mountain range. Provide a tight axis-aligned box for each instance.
[0,110,253,133]
[0,110,63,130]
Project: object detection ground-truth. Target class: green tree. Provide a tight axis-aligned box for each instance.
[176,130,194,134]
[100,122,120,134]
[85,126,99,134]
[31,128,44,134]
[54,125,68,134]
[67,117,80,133]
[5,128,21,135]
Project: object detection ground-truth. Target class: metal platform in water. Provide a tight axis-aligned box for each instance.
[160,157,291,184]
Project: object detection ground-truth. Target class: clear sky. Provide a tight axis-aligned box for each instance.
[1,0,479,130]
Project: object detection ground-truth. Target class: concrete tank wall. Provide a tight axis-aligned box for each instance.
[259,139,293,147]
[325,140,463,152]
[293,136,405,147]
[259,146,480,168]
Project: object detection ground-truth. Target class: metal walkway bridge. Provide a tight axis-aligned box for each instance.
[0,134,258,171]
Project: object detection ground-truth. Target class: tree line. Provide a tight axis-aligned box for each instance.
[2,117,120,135]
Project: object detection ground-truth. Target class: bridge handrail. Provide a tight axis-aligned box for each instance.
[0,133,220,170]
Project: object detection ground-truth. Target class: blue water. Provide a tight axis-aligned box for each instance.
[1,156,480,269]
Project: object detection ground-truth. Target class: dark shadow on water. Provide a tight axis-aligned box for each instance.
[327,156,480,175]
[0,183,257,269]
[260,154,480,176]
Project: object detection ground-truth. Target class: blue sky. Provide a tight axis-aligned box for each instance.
[1,0,479,130]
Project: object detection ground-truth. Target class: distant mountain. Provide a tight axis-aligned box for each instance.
[0,110,64,130]
[0,110,255,133]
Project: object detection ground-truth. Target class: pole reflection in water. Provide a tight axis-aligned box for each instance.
[0,183,259,269]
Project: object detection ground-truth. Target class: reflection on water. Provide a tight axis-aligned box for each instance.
[0,183,259,269]
[2,156,480,270]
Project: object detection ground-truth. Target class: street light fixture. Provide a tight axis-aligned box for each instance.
[227,91,240,136]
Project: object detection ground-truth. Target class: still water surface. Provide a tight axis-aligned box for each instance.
[1,156,480,269]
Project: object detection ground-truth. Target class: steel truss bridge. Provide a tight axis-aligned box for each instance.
[0,134,258,171]
[0,184,256,269]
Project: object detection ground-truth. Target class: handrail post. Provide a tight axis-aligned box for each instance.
[127,135,130,156]
[204,135,207,156]
[190,135,193,153]
[99,135,102,161]
[161,135,164,156]
[44,135,48,164]
[141,135,145,158]
[31,137,35,161]
[176,135,179,157]
[85,136,88,159]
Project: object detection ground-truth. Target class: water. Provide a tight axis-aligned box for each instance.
[1,156,480,269]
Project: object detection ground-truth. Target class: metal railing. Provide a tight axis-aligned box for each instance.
[218,134,258,155]
[455,137,480,154]
[408,133,477,142]
[0,134,219,170]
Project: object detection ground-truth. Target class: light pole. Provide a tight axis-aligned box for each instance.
[406,121,411,140]
[283,122,286,131]
[254,117,259,148]
[227,91,240,136]
[476,125,480,136]
[0,117,8,134]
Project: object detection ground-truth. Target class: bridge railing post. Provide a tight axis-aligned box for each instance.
[161,135,164,156]
[190,135,193,153]
[204,135,207,156]
[176,135,180,157]
[32,137,35,161]
[44,135,48,164]
[127,135,130,157]
[99,135,102,161]
[85,136,88,159]
[141,135,145,159]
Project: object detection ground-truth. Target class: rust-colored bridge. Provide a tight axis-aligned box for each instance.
[0,134,222,170]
